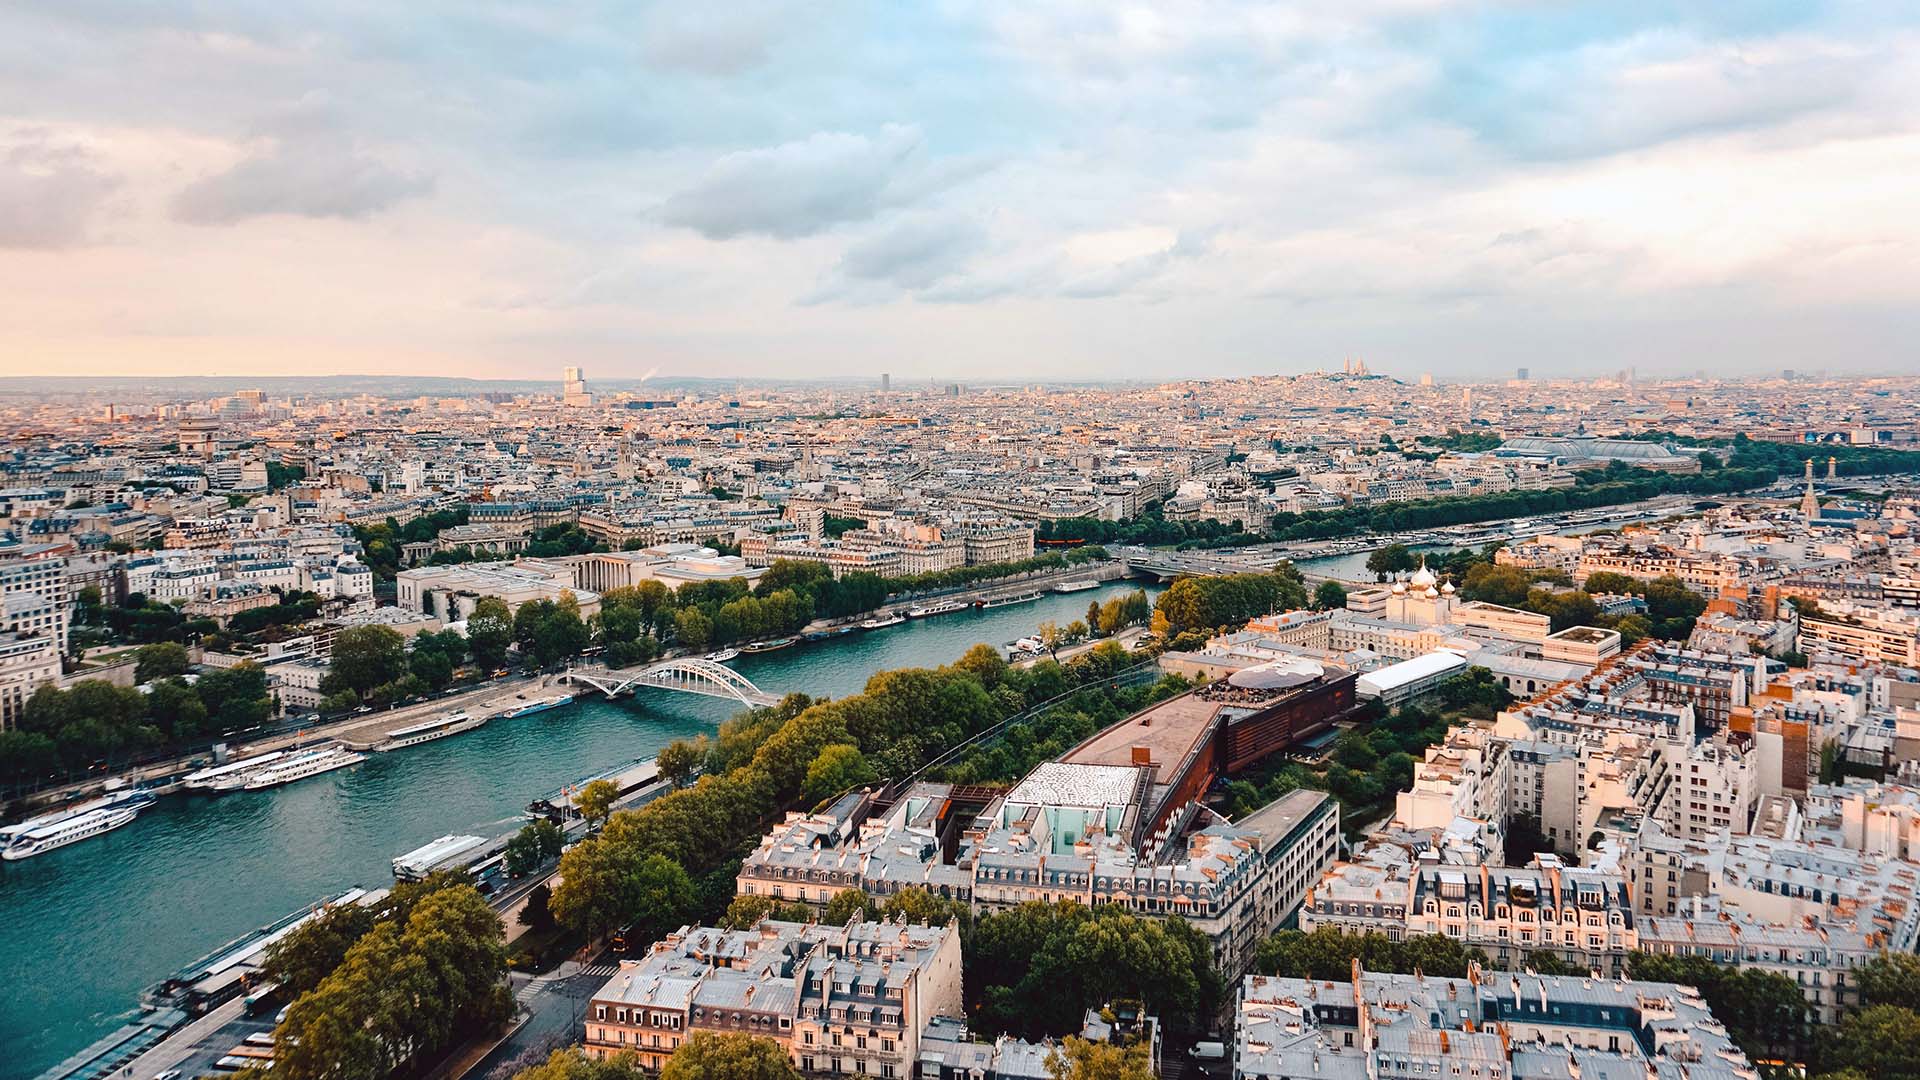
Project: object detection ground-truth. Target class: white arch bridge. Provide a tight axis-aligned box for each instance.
[564,658,782,708]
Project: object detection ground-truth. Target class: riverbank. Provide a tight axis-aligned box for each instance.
[1,581,1160,1080]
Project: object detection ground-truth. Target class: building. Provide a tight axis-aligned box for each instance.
[563,366,593,408]
[1798,608,1920,666]
[393,562,601,622]
[1355,652,1468,708]
[0,631,61,730]
[583,915,963,1077]
[1233,967,1759,1080]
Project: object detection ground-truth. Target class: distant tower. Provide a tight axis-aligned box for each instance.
[1827,456,1838,480]
[1800,458,1818,519]
[880,372,891,392]
[1419,373,1433,387]
[1516,367,1529,381]
[1461,387,1472,423]
[562,366,591,406]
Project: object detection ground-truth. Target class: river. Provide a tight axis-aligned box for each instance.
[0,582,1159,1080]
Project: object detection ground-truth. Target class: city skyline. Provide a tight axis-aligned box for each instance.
[4,2,1918,381]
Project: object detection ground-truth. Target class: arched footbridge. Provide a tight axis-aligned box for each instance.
[564,658,782,708]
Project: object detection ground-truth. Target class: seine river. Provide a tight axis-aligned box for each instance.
[0,582,1160,1080]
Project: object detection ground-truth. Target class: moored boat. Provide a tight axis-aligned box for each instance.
[241,747,366,790]
[740,637,798,653]
[496,695,575,720]
[371,712,487,752]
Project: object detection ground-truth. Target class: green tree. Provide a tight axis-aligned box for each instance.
[1365,544,1417,581]
[510,1049,650,1080]
[661,1032,801,1080]
[504,820,563,877]
[1858,951,1920,1006]
[517,882,555,931]
[133,642,191,683]
[721,894,814,929]
[656,737,705,788]
[803,743,877,804]
[1312,580,1348,611]
[145,676,209,740]
[575,778,620,828]
[1045,1037,1155,1080]
[1817,1004,1920,1080]
[824,889,877,925]
[465,596,515,670]
[196,662,273,731]
[263,902,379,997]
[324,624,409,698]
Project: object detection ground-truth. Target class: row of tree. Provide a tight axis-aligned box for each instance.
[0,657,272,787]
[1151,565,1310,636]
[261,875,513,1079]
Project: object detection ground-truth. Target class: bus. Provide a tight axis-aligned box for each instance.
[610,922,637,955]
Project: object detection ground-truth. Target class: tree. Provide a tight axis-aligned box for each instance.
[674,608,712,651]
[629,854,699,943]
[263,902,379,997]
[1858,951,1920,1007]
[1312,580,1348,611]
[145,676,209,740]
[504,820,563,877]
[511,1049,650,1080]
[656,737,705,788]
[196,662,273,731]
[518,882,555,931]
[466,597,514,670]
[325,624,409,698]
[134,642,191,683]
[661,1033,801,1080]
[1366,544,1417,581]
[803,743,877,804]
[824,889,876,924]
[1817,1004,1920,1080]
[575,778,619,828]
[721,894,813,929]
[1045,1037,1154,1080]
[1504,813,1553,864]
[531,592,592,665]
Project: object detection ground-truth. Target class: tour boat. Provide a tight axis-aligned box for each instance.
[241,747,367,790]
[372,712,487,752]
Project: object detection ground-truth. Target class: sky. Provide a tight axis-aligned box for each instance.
[1,1,1917,383]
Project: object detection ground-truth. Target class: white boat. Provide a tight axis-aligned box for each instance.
[979,592,1042,609]
[1052,580,1100,593]
[0,789,153,844]
[183,751,288,791]
[860,613,906,630]
[497,695,575,719]
[2,801,148,860]
[373,712,486,752]
[908,599,968,618]
[703,648,741,663]
[242,747,367,790]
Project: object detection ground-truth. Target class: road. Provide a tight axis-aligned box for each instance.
[469,962,616,1080]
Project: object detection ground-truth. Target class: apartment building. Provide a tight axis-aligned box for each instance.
[583,916,963,1078]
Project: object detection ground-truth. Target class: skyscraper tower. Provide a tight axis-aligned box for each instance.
[562,366,592,406]
[880,372,891,392]
[1800,458,1818,519]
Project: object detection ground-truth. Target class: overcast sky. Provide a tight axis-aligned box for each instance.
[2,1,1916,383]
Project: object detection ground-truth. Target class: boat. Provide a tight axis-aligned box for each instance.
[978,592,1042,609]
[1052,580,1100,593]
[860,613,906,630]
[702,648,741,664]
[242,747,367,790]
[907,599,968,618]
[2,798,150,860]
[740,637,797,654]
[496,695,575,720]
[372,712,487,752]
[182,750,289,791]
[0,789,155,847]
[393,833,490,880]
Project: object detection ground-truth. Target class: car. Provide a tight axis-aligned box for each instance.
[153,1070,183,1080]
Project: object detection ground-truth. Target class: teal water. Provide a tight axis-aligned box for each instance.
[0,582,1157,1080]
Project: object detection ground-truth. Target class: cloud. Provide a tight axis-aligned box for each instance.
[172,137,431,225]
[659,124,962,240]
[0,133,120,248]
[638,3,809,76]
